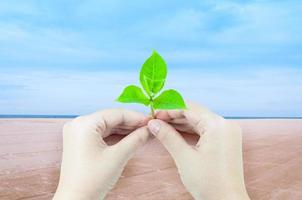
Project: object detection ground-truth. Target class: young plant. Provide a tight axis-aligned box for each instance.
[116,50,186,118]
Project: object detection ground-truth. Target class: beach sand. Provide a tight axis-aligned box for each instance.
[0,119,301,200]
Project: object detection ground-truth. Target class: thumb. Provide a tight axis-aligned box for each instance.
[148,119,192,161]
[113,126,150,162]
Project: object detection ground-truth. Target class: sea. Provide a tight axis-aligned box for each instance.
[0,115,301,119]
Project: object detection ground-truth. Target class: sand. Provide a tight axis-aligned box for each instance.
[0,118,301,200]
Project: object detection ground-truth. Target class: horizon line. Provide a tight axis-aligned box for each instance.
[0,114,301,119]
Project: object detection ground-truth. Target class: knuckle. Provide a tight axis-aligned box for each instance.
[72,115,90,126]
[136,133,146,146]
[97,119,107,133]
[195,119,205,134]
[108,107,125,114]
[102,108,125,117]
[116,107,127,116]
[69,115,92,131]
[73,115,85,124]
[136,127,148,144]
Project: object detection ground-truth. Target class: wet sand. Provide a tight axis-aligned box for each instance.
[0,119,301,200]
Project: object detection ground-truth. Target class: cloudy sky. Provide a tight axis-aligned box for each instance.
[0,0,301,116]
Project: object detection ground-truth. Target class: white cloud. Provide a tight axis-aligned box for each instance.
[0,67,301,116]
[167,67,302,116]
[0,0,301,68]
[0,0,301,117]
[210,1,302,44]
[130,0,302,46]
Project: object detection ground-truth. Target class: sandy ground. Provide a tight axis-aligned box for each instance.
[0,119,301,200]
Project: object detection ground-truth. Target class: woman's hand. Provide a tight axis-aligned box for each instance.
[148,103,250,200]
[53,109,150,200]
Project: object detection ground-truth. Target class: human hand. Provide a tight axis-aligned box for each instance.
[53,109,150,200]
[148,103,250,200]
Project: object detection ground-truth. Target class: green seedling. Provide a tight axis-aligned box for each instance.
[116,50,186,118]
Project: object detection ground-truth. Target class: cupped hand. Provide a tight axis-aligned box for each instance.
[148,103,250,200]
[53,109,150,200]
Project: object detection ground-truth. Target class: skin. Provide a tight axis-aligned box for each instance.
[53,103,250,200]
[149,103,250,200]
[53,109,151,200]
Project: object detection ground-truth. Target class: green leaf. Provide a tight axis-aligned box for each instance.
[140,50,167,96]
[116,85,150,106]
[153,89,186,110]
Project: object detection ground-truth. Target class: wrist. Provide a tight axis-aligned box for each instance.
[191,187,250,200]
[223,183,250,200]
[53,185,106,200]
[224,191,250,200]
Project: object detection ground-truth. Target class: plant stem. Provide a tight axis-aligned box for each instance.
[150,95,155,119]
[150,104,155,119]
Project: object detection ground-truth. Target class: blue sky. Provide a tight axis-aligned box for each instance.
[0,0,301,116]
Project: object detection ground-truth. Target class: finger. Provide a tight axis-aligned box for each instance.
[184,108,224,136]
[111,126,150,162]
[169,118,188,124]
[111,124,144,135]
[148,119,193,161]
[115,124,144,130]
[111,128,133,135]
[92,108,149,128]
[155,101,214,121]
[88,109,149,137]
[179,102,221,135]
[183,109,207,135]
[157,102,222,136]
[63,121,108,153]
[170,123,195,134]
[156,110,184,121]
[186,101,213,114]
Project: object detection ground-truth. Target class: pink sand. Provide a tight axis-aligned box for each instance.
[0,119,301,200]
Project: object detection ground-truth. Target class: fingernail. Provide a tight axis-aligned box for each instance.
[148,120,161,136]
